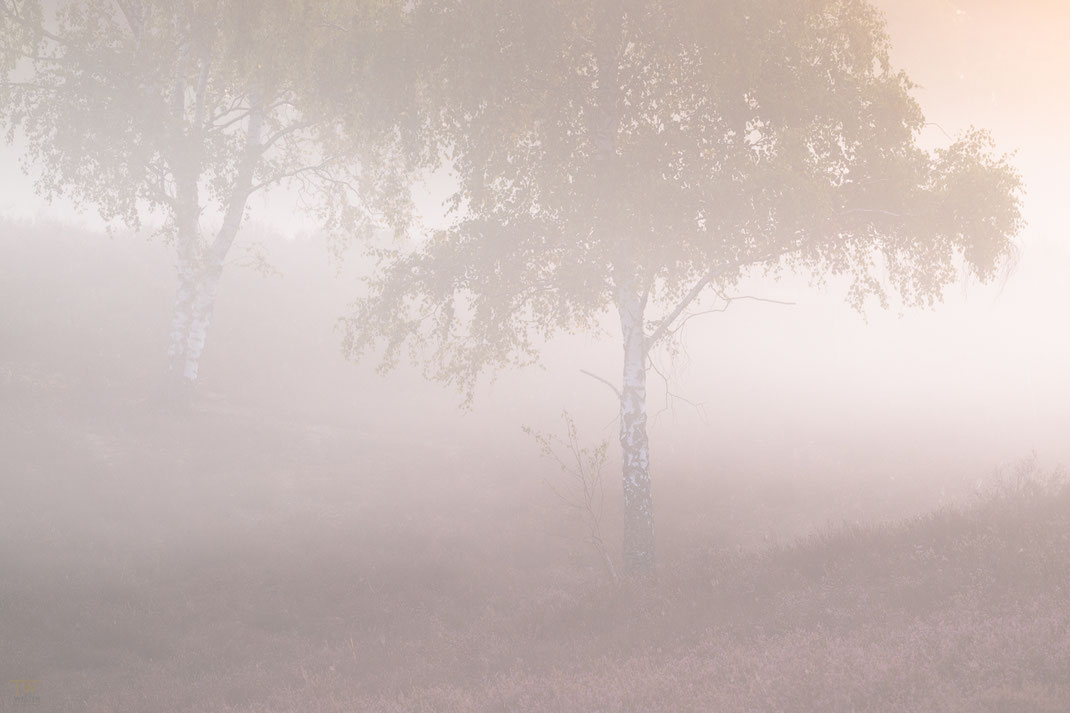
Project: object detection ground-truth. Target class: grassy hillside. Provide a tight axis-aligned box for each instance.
[2,223,1067,712]
[3,381,1068,712]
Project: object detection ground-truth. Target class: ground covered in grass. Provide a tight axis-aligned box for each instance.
[2,225,1067,711]
[2,368,1068,713]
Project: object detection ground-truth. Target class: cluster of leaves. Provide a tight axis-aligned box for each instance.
[342,0,1023,398]
[0,0,419,251]
[2,1,1024,398]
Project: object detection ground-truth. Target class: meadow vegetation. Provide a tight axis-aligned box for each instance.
[2,225,1066,712]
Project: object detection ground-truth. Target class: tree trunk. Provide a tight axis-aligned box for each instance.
[618,284,654,577]
[165,257,222,392]
[588,2,651,575]
[167,256,198,379]
[181,263,221,383]
[163,84,260,389]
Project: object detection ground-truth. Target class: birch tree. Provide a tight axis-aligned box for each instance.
[343,0,1023,576]
[0,0,410,393]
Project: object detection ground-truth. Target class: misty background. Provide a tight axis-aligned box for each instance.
[3,0,1066,506]
[2,1,1069,712]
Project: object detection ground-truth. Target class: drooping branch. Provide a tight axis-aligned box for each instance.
[580,368,622,400]
[647,354,705,422]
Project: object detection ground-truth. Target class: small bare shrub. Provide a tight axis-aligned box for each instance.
[524,412,618,585]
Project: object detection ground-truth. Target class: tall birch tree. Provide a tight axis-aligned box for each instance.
[343,0,1023,576]
[0,0,410,393]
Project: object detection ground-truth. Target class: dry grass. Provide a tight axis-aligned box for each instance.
[2,374,1068,712]
[2,224,1068,712]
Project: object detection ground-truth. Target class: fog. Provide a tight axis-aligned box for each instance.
[2,1,1069,711]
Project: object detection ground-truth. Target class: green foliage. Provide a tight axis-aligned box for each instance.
[0,0,414,250]
[0,0,41,77]
[344,0,1024,397]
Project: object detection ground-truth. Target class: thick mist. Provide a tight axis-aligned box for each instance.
[2,1,1069,712]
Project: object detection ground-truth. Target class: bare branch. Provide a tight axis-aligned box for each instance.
[646,248,783,348]
[648,354,705,423]
[924,121,954,141]
[524,414,617,584]
[210,107,254,133]
[579,368,621,400]
[659,290,796,346]
[259,120,312,155]
[665,304,730,338]
[206,94,251,128]
[246,155,342,196]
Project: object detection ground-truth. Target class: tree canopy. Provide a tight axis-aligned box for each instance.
[0,0,414,386]
[350,0,1022,379]
[343,0,1024,574]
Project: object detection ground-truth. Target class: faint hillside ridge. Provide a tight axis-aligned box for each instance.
[238,470,1070,713]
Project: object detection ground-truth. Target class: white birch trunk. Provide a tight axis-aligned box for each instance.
[167,257,197,377]
[618,285,655,576]
[162,84,261,392]
[165,261,220,390]
[181,263,222,383]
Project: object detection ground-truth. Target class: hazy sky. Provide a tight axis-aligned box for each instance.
[530,0,1070,471]
[3,0,1067,470]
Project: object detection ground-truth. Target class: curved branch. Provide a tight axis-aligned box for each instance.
[647,354,705,423]
[646,256,762,347]
[579,368,621,400]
